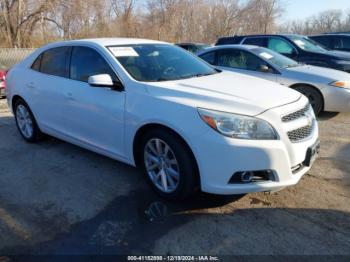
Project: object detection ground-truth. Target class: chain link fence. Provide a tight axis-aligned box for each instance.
[0,48,36,70]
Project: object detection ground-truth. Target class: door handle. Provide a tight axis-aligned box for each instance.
[65,92,75,101]
[26,82,35,89]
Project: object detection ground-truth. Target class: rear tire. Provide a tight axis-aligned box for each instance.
[14,99,44,142]
[293,86,323,115]
[139,128,199,200]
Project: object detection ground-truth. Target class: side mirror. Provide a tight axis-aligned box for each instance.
[88,74,114,87]
[284,49,298,58]
[259,64,272,73]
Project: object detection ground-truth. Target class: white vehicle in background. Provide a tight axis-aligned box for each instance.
[6,38,319,199]
[197,45,350,115]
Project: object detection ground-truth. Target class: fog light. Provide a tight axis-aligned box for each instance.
[229,170,274,184]
[241,172,253,183]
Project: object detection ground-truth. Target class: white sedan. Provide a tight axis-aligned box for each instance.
[6,38,319,199]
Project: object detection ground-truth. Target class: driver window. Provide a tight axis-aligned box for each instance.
[240,51,268,71]
[70,46,117,82]
[217,49,246,69]
[217,49,267,72]
[268,38,294,55]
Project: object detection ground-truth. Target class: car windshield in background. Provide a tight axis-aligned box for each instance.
[192,44,210,53]
[288,35,327,52]
[108,44,217,82]
[251,48,299,68]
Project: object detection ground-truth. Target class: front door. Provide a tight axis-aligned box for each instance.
[62,46,126,158]
[216,49,277,82]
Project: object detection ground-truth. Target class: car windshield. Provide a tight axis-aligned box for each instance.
[251,48,299,68]
[288,35,327,52]
[108,44,218,82]
[193,44,210,52]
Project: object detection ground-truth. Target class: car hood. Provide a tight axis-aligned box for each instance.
[145,71,301,116]
[285,64,350,82]
[313,49,350,60]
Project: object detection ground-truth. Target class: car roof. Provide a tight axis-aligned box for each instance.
[311,33,350,37]
[197,44,259,55]
[217,34,304,39]
[43,38,168,48]
[176,42,208,46]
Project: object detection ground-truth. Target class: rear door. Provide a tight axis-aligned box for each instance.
[28,46,71,132]
[334,36,350,52]
[62,46,126,158]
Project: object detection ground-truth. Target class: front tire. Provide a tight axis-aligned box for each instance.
[293,86,323,115]
[139,129,199,200]
[14,99,43,142]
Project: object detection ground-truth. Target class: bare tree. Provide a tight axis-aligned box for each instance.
[0,0,286,47]
[110,0,137,36]
[0,0,57,47]
[280,9,350,35]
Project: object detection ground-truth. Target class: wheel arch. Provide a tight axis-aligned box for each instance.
[132,123,200,181]
[289,83,325,111]
[11,94,26,112]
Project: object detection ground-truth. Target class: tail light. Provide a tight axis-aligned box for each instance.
[0,71,7,89]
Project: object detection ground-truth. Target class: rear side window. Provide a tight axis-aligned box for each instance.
[334,36,350,49]
[311,36,331,48]
[70,47,116,82]
[243,37,267,47]
[40,47,70,77]
[200,51,216,65]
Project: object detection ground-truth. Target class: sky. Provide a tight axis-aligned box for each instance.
[281,0,350,22]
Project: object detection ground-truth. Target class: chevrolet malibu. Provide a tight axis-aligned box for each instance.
[6,38,320,199]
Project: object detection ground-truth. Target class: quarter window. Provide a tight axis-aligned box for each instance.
[40,47,70,77]
[70,47,116,82]
[31,55,42,71]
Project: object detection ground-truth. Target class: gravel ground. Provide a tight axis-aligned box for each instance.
[0,98,349,256]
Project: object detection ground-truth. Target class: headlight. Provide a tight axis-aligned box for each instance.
[329,81,349,89]
[198,108,278,140]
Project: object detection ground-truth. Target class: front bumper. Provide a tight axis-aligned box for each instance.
[321,85,350,112]
[192,96,319,195]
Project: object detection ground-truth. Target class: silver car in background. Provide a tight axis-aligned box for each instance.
[197,45,350,115]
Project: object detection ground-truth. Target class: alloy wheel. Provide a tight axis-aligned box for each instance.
[16,105,33,139]
[144,138,180,193]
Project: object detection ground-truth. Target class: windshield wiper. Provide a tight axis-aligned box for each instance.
[154,71,219,82]
[194,71,219,77]
[284,64,299,68]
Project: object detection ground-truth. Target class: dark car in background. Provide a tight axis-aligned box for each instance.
[216,34,350,73]
[0,70,6,98]
[310,33,350,52]
[176,43,210,53]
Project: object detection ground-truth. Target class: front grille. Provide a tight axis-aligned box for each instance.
[287,123,314,142]
[281,103,316,143]
[282,104,311,122]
